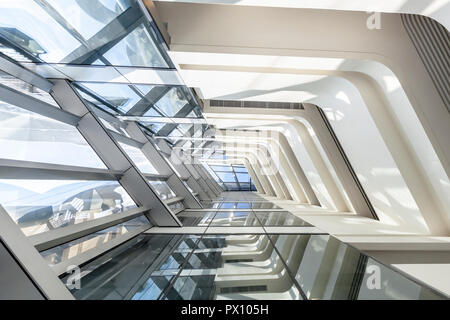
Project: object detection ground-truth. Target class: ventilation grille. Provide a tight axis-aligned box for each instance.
[210,99,303,109]
[225,258,253,263]
[401,14,450,112]
[220,285,267,294]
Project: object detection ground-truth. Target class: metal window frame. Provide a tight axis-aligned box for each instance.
[0,0,223,300]
[30,206,151,251]
[49,79,182,227]
[0,206,74,299]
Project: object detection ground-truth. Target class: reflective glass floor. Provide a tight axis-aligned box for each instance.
[62,232,445,300]
[59,194,447,300]
[177,210,311,227]
[201,201,281,210]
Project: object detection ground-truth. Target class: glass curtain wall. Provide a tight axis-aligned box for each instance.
[0,0,213,288]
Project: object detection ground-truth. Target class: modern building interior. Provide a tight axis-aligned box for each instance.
[0,0,449,300]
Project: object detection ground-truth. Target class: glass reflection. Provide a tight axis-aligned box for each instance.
[358,258,444,300]
[118,142,158,174]
[204,163,256,191]
[252,202,280,209]
[148,179,176,200]
[200,201,221,209]
[62,234,175,299]
[155,87,191,117]
[78,82,144,113]
[0,0,171,68]
[179,235,300,300]
[60,233,446,300]
[0,71,58,106]
[45,0,130,40]
[209,211,260,227]
[254,211,312,227]
[168,200,185,212]
[220,202,251,209]
[103,23,169,68]
[0,0,80,62]
[0,179,136,236]
[164,275,216,300]
[270,234,445,300]
[41,215,149,265]
[177,211,216,226]
[0,101,106,168]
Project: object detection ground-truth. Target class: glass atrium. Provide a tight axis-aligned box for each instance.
[0,0,448,302]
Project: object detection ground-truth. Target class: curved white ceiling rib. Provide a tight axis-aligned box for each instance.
[194,70,443,234]
[154,0,450,30]
[155,3,450,235]
[200,114,353,212]
[157,2,450,179]
[219,124,348,211]
[173,53,450,192]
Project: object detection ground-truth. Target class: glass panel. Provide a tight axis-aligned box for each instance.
[219,202,237,209]
[236,172,250,183]
[207,162,254,191]
[271,235,446,300]
[210,152,226,159]
[62,233,445,300]
[203,164,219,179]
[164,275,216,300]
[209,165,232,172]
[142,122,165,133]
[0,0,171,68]
[215,172,235,183]
[0,101,106,168]
[99,117,130,137]
[157,235,202,272]
[76,89,120,115]
[77,83,200,121]
[167,124,193,137]
[62,234,198,300]
[119,142,158,174]
[358,258,444,300]
[254,211,312,227]
[0,43,34,62]
[41,215,149,265]
[224,183,239,191]
[46,0,131,40]
[0,71,59,107]
[219,202,251,209]
[168,201,185,212]
[155,87,191,117]
[103,23,169,68]
[232,166,247,173]
[240,183,251,189]
[0,0,80,62]
[164,235,301,300]
[148,180,176,200]
[177,211,215,227]
[141,108,163,117]
[0,179,137,236]
[252,202,281,209]
[78,82,143,113]
[210,211,260,227]
[200,201,221,209]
